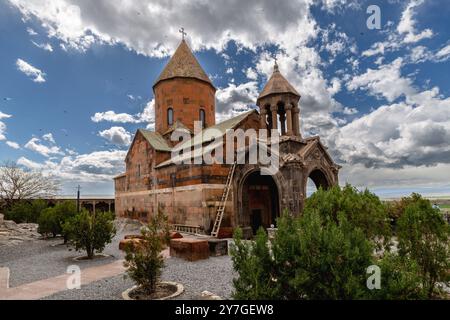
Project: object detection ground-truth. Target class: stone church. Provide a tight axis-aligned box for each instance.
[114,39,340,236]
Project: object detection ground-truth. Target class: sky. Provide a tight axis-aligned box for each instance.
[0,0,449,198]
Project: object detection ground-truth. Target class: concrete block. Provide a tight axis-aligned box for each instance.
[0,267,10,289]
[170,238,209,261]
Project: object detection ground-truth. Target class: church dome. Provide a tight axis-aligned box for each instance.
[257,63,300,103]
[153,40,215,90]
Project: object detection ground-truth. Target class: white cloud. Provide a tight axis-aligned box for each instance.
[32,41,54,52]
[98,126,132,146]
[0,111,12,141]
[436,44,450,60]
[42,133,56,143]
[6,0,325,57]
[18,149,127,183]
[215,82,259,122]
[24,137,64,157]
[6,141,20,149]
[16,58,46,83]
[91,111,138,123]
[27,27,38,36]
[346,58,414,102]
[397,0,433,44]
[244,67,258,80]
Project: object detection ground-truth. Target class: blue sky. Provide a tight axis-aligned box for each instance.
[0,0,449,198]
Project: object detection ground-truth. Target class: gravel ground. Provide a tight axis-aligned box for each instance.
[43,255,235,300]
[0,219,142,287]
[0,218,236,300]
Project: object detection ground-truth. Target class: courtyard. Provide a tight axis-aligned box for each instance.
[0,219,234,300]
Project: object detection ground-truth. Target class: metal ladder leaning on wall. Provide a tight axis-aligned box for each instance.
[211,161,237,237]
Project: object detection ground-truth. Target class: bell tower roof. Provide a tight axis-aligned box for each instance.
[153,40,215,90]
[257,62,300,103]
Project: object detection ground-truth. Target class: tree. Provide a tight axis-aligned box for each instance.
[231,227,280,300]
[0,161,59,209]
[231,210,374,300]
[63,210,116,259]
[124,209,170,294]
[369,252,426,300]
[397,194,450,298]
[38,201,77,242]
[304,185,391,249]
[5,199,48,223]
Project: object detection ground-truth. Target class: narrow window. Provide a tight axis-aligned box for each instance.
[137,164,141,178]
[200,109,206,128]
[167,107,174,126]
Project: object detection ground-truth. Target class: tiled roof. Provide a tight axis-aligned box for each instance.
[154,40,214,89]
[138,129,172,152]
[257,64,300,101]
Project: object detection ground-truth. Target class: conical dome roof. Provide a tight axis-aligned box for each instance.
[257,63,300,102]
[154,40,215,89]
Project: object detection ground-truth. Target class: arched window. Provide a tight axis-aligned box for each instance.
[199,109,206,128]
[167,107,174,126]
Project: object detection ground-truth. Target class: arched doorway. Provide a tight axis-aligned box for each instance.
[241,171,280,234]
[306,168,331,196]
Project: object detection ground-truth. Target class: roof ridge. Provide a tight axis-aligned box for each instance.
[153,40,214,89]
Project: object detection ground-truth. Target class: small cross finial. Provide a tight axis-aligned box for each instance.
[179,27,187,40]
[274,56,279,71]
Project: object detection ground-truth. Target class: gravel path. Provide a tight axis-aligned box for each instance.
[0,219,141,287]
[43,255,235,300]
[0,218,236,300]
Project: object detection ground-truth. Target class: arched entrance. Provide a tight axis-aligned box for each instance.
[240,170,280,234]
[306,168,331,197]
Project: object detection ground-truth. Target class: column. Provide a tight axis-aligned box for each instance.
[285,104,293,136]
[260,107,268,129]
[293,105,300,136]
[270,105,278,131]
[93,201,96,214]
[279,112,286,135]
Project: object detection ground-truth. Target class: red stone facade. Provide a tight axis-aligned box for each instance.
[154,78,216,133]
[114,40,341,236]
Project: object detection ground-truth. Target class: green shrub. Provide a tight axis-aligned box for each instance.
[38,208,60,237]
[124,209,170,294]
[369,252,426,300]
[5,199,48,223]
[304,185,391,248]
[231,210,374,300]
[63,210,116,259]
[37,201,77,241]
[231,227,280,300]
[397,194,450,298]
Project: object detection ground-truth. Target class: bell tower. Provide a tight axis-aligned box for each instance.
[153,39,216,134]
[257,62,301,137]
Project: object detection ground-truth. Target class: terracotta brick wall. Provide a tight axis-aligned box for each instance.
[154,78,216,133]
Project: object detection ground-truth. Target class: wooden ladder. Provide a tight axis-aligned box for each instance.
[211,162,237,237]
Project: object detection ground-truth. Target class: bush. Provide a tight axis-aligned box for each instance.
[304,185,391,248]
[38,208,60,237]
[38,201,77,241]
[5,199,48,223]
[397,194,450,298]
[231,227,280,300]
[231,210,374,300]
[63,210,116,259]
[124,209,170,294]
[369,252,426,300]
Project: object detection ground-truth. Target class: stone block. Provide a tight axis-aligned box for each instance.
[119,238,143,251]
[0,267,10,289]
[170,232,183,239]
[217,227,234,239]
[208,239,228,256]
[170,238,209,261]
